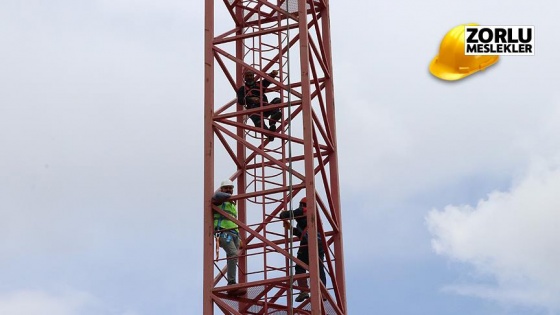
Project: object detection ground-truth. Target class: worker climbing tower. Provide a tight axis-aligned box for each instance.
[203,1,346,314]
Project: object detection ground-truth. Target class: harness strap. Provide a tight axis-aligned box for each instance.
[215,235,220,260]
[214,202,236,230]
[244,83,260,98]
[244,81,268,109]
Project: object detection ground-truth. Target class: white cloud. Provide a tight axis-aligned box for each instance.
[96,0,190,12]
[427,157,560,310]
[0,289,141,315]
[0,289,96,315]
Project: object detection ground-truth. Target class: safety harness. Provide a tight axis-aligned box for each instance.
[214,201,238,260]
[243,81,268,109]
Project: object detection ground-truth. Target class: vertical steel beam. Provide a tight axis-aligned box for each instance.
[321,0,347,312]
[203,0,215,314]
[297,0,322,313]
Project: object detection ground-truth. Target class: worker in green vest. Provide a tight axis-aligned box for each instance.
[212,179,246,295]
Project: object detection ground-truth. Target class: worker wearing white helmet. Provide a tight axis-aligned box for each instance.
[212,179,246,295]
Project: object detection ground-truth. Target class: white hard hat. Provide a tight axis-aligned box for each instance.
[220,179,234,187]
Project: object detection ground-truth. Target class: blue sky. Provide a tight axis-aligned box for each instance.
[1,0,559,314]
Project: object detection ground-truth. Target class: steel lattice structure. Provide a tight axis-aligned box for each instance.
[204,1,346,314]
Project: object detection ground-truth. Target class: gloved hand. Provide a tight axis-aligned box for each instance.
[212,191,231,205]
[246,96,260,107]
[236,238,244,256]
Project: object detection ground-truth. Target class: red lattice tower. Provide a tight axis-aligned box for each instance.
[203,1,346,314]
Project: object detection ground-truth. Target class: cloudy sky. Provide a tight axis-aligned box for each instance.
[1,0,559,314]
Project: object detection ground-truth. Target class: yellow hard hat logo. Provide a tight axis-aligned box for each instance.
[430,23,499,81]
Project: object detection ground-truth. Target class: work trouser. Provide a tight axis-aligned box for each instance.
[247,97,282,128]
[295,241,327,286]
[218,230,240,283]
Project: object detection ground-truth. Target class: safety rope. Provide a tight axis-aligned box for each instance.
[283,2,295,314]
[215,235,220,260]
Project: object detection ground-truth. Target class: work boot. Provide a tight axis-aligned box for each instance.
[227,287,247,296]
[267,124,276,141]
[267,134,275,141]
[295,292,309,302]
[226,281,247,296]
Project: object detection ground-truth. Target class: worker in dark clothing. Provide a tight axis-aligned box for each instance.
[279,197,326,302]
[236,69,282,141]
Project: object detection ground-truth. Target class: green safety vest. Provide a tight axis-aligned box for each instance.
[213,201,238,232]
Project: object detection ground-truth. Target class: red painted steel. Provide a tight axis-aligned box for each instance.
[204,1,346,314]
